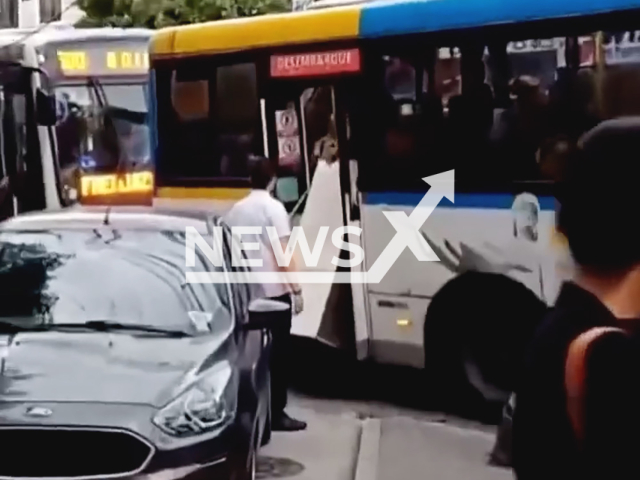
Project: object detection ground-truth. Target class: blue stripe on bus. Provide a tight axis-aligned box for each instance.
[147,71,159,153]
[359,0,640,39]
[363,192,556,210]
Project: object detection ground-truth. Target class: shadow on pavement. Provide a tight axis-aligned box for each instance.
[288,336,503,425]
[257,456,305,479]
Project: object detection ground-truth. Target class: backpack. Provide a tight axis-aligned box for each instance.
[488,326,625,467]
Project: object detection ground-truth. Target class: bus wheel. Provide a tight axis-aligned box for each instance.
[423,272,546,418]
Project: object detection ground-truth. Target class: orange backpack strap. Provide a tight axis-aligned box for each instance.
[565,326,626,444]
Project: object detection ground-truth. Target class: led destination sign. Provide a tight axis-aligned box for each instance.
[57,49,149,75]
[47,41,150,78]
[81,171,153,196]
[79,171,154,206]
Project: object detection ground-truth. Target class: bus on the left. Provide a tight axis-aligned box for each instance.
[0,26,153,216]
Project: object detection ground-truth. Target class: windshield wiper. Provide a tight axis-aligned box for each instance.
[0,319,192,337]
[0,320,39,333]
[38,321,191,338]
[59,321,191,337]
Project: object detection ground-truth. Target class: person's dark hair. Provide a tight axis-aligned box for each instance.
[248,155,274,189]
[539,134,571,159]
[557,117,640,273]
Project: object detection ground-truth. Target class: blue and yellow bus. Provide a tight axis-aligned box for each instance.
[149,0,640,409]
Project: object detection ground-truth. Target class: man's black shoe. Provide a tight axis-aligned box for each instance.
[272,412,307,431]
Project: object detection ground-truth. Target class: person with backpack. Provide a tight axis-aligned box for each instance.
[512,117,640,480]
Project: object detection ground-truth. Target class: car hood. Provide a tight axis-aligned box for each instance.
[0,329,233,408]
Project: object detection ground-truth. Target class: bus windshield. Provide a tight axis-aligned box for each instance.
[54,82,150,175]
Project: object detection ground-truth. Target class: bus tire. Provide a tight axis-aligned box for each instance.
[423,272,546,417]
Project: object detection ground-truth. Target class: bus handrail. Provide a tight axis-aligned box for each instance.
[289,188,309,219]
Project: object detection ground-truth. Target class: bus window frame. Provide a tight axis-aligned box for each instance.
[348,25,608,196]
[262,77,355,211]
[0,68,47,213]
[152,50,269,190]
[152,40,365,191]
[260,40,362,212]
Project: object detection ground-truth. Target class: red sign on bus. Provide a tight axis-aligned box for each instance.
[270,48,361,78]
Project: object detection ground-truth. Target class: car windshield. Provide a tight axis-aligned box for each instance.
[0,229,231,335]
[54,83,151,174]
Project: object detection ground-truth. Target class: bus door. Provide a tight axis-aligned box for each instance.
[0,81,18,220]
[263,57,365,353]
[262,84,312,217]
[0,65,38,219]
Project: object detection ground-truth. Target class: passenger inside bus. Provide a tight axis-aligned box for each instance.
[110,111,151,168]
[56,92,150,179]
[536,135,573,182]
[493,75,552,180]
[86,112,121,170]
[356,36,621,190]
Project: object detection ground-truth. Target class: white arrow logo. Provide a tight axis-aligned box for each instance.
[365,170,455,283]
[185,170,454,285]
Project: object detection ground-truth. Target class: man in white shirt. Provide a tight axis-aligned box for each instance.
[225,156,307,432]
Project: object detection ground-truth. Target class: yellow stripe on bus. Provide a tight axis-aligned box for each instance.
[156,187,250,200]
[151,29,176,58]
[150,7,361,57]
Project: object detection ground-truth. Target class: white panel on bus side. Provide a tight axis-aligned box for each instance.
[290,159,345,343]
[367,293,429,369]
[362,201,560,299]
[361,197,562,367]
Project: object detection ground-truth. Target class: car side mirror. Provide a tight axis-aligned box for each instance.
[35,89,57,126]
[242,298,290,331]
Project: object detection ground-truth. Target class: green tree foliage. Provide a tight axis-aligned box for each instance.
[75,0,292,28]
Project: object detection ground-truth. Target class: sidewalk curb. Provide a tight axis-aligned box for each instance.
[354,418,381,480]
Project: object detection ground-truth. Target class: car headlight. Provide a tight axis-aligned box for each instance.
[153,361,237,437]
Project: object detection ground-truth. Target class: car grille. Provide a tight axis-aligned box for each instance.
[0,427,154,478]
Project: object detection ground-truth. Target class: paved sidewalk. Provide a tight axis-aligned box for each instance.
[373,417,512,480]
[258,405,362,480]
[258,404,511,480]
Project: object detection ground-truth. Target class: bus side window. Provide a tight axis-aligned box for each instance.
[172,74,209,121]
[215,63,261,179]
[166,68,213,179]
[157,60,262,184]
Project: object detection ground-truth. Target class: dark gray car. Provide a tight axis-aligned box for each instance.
[0,206,281,480]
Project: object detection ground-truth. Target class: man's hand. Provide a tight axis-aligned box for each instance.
[292,289,304,315]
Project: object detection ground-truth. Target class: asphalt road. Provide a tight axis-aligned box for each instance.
[258,335,513,480]
[259,397,512,480]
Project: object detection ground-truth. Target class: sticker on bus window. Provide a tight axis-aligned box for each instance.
[271,48,361,78]
[276,108,299,137]
[278,136,301,167]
